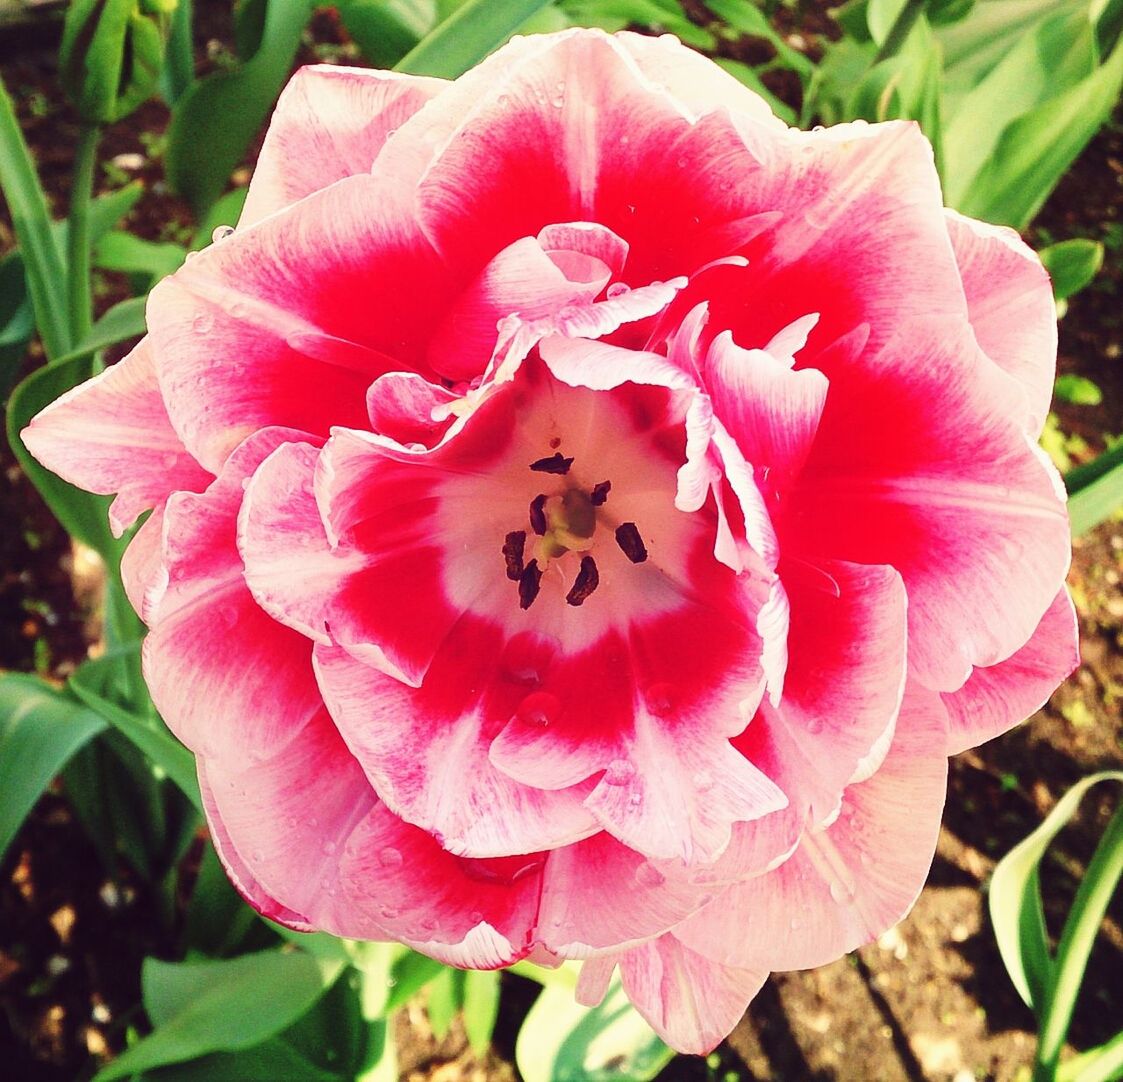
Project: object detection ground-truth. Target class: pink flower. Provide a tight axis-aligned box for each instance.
[23,30,1077,1053]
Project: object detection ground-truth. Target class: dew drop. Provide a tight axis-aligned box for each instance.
[606,281,630,299]
[516,690,560,728]
[220,606,238,629]
[644,682,677,717]
[192,312,214,335]
[161,452,179,469]
[500,632,556,686]
[469,910,484,924]
[692,770,714,793]
[634,863,665,889]
[286,815,298,828]
[379,905,400,920]
[211,225,235,243]
[829,879,855,904]
[806,718,823,735]
[251,849,264,862]
[322,840,337,855]
[378,846,403,869]
[603,759,635,786]
[676,156,687,168]
[628,792,642,807]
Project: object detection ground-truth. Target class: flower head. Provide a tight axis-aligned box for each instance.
[23,29,1077,1053]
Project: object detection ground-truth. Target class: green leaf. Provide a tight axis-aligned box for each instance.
[0,250,34,401]
[1065,442,1123,535]
[95,231,188,281]
[335,0,436,67]
[1054,374,1104,406]
[6,353,118,556]
[79,295,149,355]
[165,0,313,216]
[558,0,712,46]
[0,674,107,862]
[69,653,203,814]
[942,9,1097,210]
[395,0,553,78]
[426,968,459,1039]
[462,969,501,1054]
[184,841,258,955]
[0,77,70,359]
[134,1037,345,1081]
[93,948,346,1081]
[714,58,797,125]
[384,950,447,1013]
[515,969,673,1082]
[1040,238,1105,300]
[989,770,1123,1010]
[956,30,1123,228]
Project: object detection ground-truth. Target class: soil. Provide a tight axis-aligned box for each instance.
[1,2,1121,1081]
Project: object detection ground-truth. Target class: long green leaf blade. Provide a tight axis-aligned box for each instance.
[0,77,70,358]
[0,674,107,861]
[395,0,553,78]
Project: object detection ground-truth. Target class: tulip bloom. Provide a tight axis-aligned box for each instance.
[24,29,1077,1052]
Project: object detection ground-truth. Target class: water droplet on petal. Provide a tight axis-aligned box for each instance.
[603,759,635,786]
[606,282,630,299]
[500,633,557,686]
[806,718,823,734]
[379,846,403,869]
[468,910,484,924]
[628,792,642,807]
[162,452,179,469]
[692,770,714,793]
[192,312,214,335]
[634,863,665,888]
[379,905,400,919]
[829,879,855,904]
[516,691,560,728]
[211,225,235,243]
[322,840,337,855]
[644,683,677,717]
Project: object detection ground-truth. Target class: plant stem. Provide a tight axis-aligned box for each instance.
[873,0,927,64]
[1034,804,1123,1080]
[67,123,100,345]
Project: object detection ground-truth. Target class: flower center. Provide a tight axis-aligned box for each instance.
[502,453,649,611]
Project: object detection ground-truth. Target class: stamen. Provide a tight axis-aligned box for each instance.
[529,494,548,535]
[530,452,574,475]
[519,560,543,609]
[502,531,526,581]
[565,555,600,607]
[590,480,611,506]
[615,522,648,563]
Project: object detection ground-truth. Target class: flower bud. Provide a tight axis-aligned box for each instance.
[60,0,177,124]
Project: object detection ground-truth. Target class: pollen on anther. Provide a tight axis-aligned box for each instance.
[502,531,526,581]
[519,560,543,609]
[529,494,548,535]
[615,522,648,564]
[590,480,611,506]
[529,452,574,474]
[565,555,600,606]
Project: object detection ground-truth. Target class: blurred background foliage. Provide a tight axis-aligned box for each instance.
[0,0,1122,1079]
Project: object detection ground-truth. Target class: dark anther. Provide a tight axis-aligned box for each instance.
[565,555,600,607]
[615,522,648,564]
[529,494,548,535]
[529,452,574,475]
[590,480,611,506]
[519,560,543,609]
[502,531,526,581]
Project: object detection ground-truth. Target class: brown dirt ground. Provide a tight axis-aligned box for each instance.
[1,2,1121,1080]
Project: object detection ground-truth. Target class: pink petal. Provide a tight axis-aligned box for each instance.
[142,428,325,763]
[536,833,709,958]
[20,339,211,536]
[147,174,448,473]
[314,641,599,858]
[617,935,767,1055]
[790,317,1071,691]
[200,707,541,967]
[120,505,169,623]
[675,684,949,972]
[366,372,458,446]
[240,65,446,228]
[703,329,829,488]
[945,209,1056,437]
[735,560,907,826]
[427,224,626,382]
[941,587,1079,755]
[677,117,966,367]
